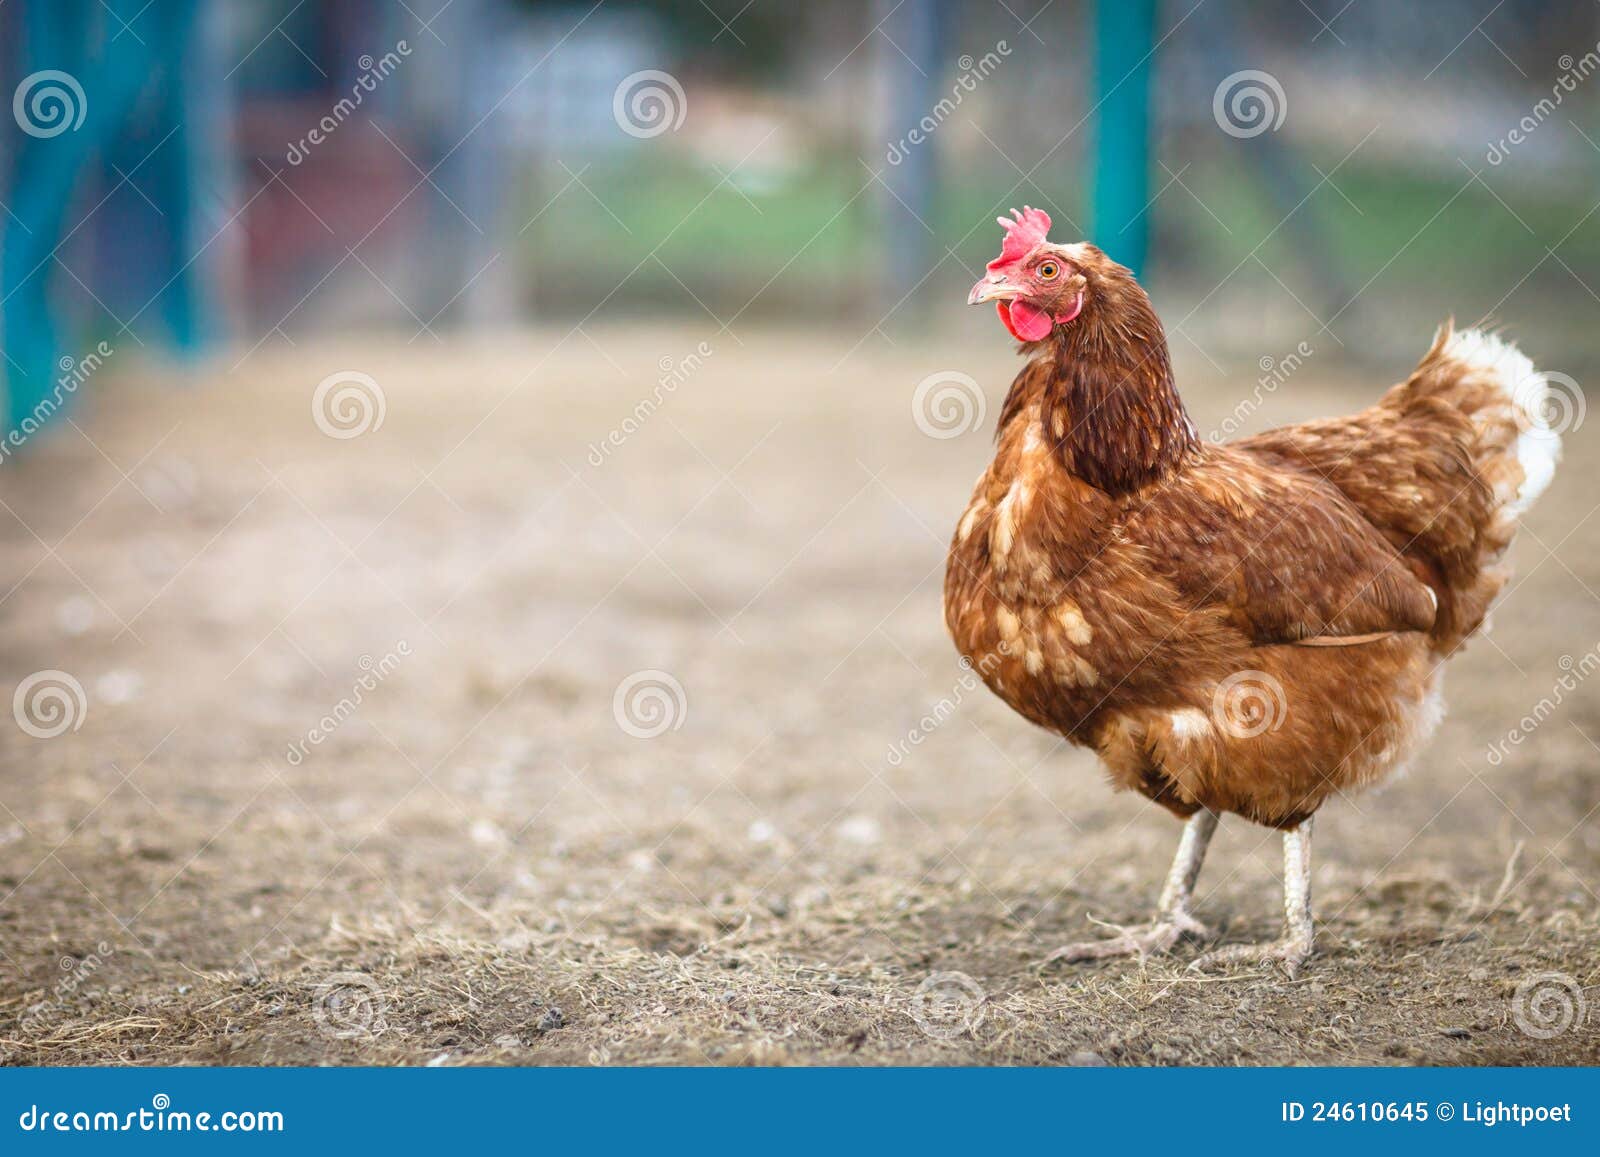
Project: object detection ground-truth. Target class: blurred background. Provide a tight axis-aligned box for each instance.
[2,1,1599,1066]
[3,0,1598,413]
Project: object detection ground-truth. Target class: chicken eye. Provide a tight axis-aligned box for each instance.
[1038,260,1060,280]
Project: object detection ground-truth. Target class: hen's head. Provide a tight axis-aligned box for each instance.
[968,207,1122,343]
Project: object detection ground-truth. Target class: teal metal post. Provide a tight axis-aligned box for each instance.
[2,0,208,443]
[1091,0,1157,278]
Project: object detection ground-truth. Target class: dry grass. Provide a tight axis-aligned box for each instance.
[1,322,1597,1066]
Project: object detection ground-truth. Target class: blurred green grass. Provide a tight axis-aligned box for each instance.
[520,149,1600,331]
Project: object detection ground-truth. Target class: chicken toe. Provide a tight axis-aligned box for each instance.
[1048,910,1213,963]
[1190,933,1314,979]
[1047,810,1218,965]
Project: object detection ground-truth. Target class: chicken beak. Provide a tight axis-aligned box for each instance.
[968,275,1019,305]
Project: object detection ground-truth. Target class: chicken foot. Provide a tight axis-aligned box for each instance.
[1048,809,1218,963]
[1191,817,1314,979]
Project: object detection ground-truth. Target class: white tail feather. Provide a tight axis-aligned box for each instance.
[1440,328,1559,515]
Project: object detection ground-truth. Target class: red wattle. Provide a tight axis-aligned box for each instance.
[996,294,1086,342]
[996,301,1024,341]
[1004,298,1056,342]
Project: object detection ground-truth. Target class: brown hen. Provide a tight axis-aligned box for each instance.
[945,208,1559,976]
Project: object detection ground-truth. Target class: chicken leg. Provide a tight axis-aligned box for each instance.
[1191,817,1314,979]
[1048,809,1218,963]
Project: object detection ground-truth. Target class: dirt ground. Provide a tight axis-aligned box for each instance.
[1,320,1597,1066]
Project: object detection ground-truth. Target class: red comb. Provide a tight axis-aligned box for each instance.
[986,206,1052,272]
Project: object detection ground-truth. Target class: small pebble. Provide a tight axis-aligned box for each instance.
[96,670,143,705]
[56,597,94,636]
[1069,1050,1108,1066]
[836,815,881,846]
[468,819,505,847]
[537,1007,564,1033]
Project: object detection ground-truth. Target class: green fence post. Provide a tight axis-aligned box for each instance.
[1091,0,1157,278]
